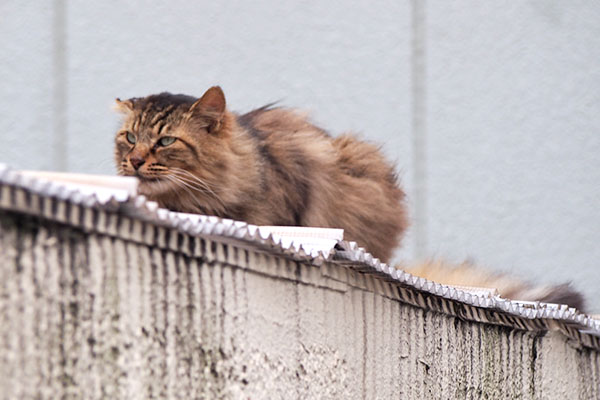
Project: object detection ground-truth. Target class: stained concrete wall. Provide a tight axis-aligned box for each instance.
[1,210,599,399]
[1,2,599,311]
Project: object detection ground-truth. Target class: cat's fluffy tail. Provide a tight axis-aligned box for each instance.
[402,260,585,311]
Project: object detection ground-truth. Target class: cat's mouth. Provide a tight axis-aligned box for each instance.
[135,174,172,196]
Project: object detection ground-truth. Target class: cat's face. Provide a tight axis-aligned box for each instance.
[114,87,228,209]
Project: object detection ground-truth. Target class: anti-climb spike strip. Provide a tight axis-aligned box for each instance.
[0,164,599,348]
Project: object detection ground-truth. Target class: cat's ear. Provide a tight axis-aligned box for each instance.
[114,98,134,114]
[189,86,226,133]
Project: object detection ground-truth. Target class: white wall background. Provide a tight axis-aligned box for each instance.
[1,1,598,310]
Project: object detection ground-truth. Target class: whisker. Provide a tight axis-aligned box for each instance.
[170,168,213,190]
[169,168,226,208]
[172,175,226,211]
[168,174,210,194]
[164,175,216,213]
[96,157,118,171]
[170,170,223,200]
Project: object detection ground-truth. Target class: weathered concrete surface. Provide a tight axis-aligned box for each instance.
[0,211,598,399]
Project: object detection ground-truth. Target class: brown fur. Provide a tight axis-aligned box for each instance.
[114,86,408,263]
[404,260,584,310]
[114,86,584,310]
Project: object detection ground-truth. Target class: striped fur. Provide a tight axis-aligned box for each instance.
[405,260,584,310]
[114,86,584,309]
[115,87,408,263]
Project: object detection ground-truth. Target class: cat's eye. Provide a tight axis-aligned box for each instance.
[158,136,176,146]
[126,132,137,144]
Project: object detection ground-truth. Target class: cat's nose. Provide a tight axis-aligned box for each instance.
[130,156,145,170]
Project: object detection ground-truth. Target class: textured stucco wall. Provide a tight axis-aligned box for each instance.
[0,2,599,310]
[1,211,598,399]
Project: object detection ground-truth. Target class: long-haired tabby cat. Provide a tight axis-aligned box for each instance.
[114,86,583,309]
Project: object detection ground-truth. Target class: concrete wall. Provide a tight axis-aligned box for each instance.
[1,210,598,399]
[1,2,599,310]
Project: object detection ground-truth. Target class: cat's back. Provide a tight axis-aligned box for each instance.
[237,106,341,180]
[237,105,407,262]
[238,107,390,169]
[245,107,399,186]
[238,106,332,148]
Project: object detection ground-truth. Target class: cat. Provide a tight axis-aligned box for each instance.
[114,86,584,310]
[114,86,408,264]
